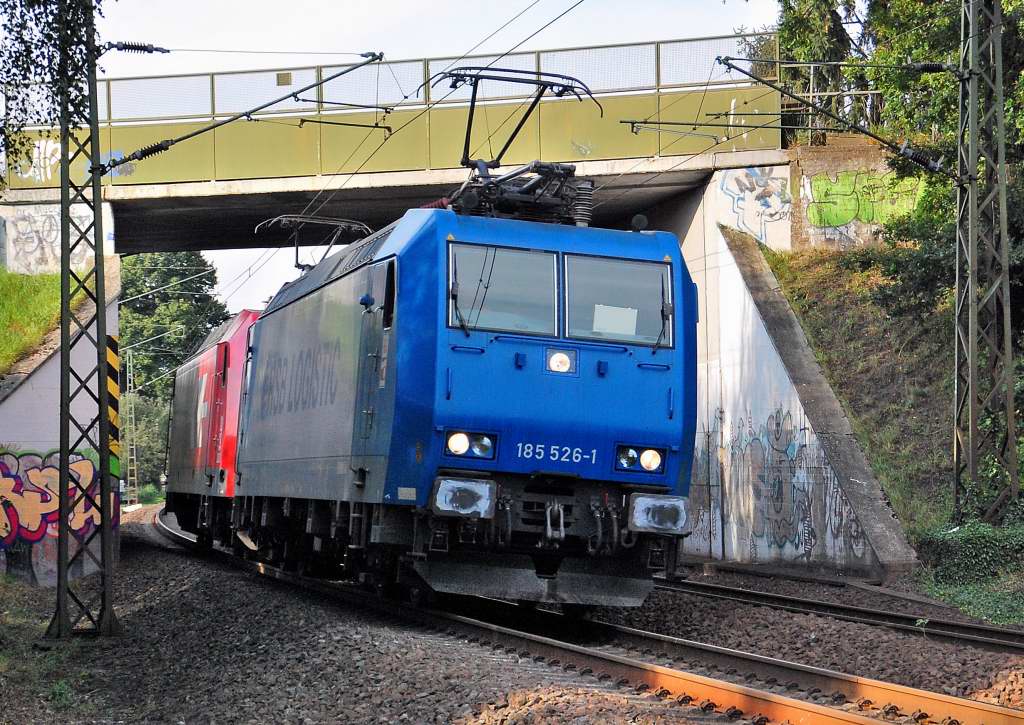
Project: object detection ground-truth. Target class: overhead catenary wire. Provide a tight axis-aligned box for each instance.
[118,269,214,305]
[592,114,788,212]
[166,48,370,56]
[717,56,953,177]
[592,85,781,195]
[96,51,384,175]
[292,0,557,222]
[725,56,959,73]
[300,0,589,222]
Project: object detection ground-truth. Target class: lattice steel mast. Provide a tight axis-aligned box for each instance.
[954,0,1019,524]
[46,0,120,637]
[124,351,140,507]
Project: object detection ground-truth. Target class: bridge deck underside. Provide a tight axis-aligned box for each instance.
[109,167,713,252]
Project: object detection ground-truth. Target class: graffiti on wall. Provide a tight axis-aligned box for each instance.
[803,170,921,247]
[727,408,869,567]
[11,137,134,187]
[685,407,871,569]
[0,450,119,586]
[0,203,113,274]
[12,138,61,184]
[718,167,792,247]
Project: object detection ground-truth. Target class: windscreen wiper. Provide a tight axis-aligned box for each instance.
[451,256,471,337]
[651,275,673,355]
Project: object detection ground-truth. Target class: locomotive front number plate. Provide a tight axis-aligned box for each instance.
[515,443,597,465]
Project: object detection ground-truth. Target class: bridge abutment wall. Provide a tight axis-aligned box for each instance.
[0,202,120,586]
[648,165,917,578]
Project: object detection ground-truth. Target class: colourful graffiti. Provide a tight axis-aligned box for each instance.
[0,450,119,585]
[803,170,921,247]
[719,167,792,245]
[685,407,871,570]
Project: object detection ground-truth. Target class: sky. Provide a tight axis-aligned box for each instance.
[96,0,780,312]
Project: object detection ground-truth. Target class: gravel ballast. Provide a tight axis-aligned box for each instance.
[597,580,1024,709]
[4,508,722,724]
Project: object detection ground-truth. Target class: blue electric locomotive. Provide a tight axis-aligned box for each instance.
[165,68,698,607]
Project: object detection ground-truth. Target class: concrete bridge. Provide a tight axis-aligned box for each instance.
[2,32,784,252]
[0,31,918,581]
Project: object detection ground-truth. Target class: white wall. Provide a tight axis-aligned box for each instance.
[650,170,879,572]
[0,202,115,273]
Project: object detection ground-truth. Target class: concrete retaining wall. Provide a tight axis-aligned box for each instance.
[649,170,916,577]
[0,202,115,273]
[0,199,119,586]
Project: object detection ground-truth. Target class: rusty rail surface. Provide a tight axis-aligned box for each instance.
[153,510,1022,724]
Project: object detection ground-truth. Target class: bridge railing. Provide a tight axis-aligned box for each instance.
[100,32,777,123]
[8,32,781,189]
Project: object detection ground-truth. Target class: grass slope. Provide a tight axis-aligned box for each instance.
[758,242,952,534]
[760,240,1024,623]
[0,270,62,376]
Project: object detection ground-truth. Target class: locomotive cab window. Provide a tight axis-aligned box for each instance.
[382,260,396,330]
[449,243,556,336]
[565,255,673,347]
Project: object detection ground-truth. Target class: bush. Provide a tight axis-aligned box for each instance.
[915,520,1024,584]
[138,484,163,505]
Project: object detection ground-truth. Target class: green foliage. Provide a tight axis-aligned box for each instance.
[138,483,164,505]
[125,394,170,488]
[915,520,1024,584]
[761,241,953,533]
[0,0,103,192]
[120,252,227,400]
[48,679,73,710]
[0,270,61,375]
[921,575,1024,626]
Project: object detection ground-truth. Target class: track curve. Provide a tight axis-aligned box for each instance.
[154,510,1023,724]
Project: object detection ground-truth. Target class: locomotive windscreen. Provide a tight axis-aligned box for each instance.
[449,243,557,336]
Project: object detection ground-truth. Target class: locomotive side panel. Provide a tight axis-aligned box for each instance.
[237,268,387,502]
[166,352,214,496]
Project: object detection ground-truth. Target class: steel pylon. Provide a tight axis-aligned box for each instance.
[46,0,121,637]
[954,0,1020,523]
[124,351,140,507]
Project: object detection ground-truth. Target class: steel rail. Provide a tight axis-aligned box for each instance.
[657,578,1024,652]
[152,511,1021,724]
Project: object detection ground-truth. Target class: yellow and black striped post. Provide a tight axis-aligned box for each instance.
[107,336,121,479]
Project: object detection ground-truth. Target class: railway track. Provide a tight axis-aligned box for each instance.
[657,578,1024,653]
[153,510,1022,724]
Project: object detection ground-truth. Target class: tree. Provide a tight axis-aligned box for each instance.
[776,0,869,129]
[777,0,1024,520]
[120,252,228,400]
[124,393,170,488]
[1,0,101,193]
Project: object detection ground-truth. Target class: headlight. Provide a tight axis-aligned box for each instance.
[639,449,662,472]
[616,447,639,469]
[470,435,493,458]
[546,348,576,374]
[616,445,665,473]
[447,432,470,455]
[445,431,497,459]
